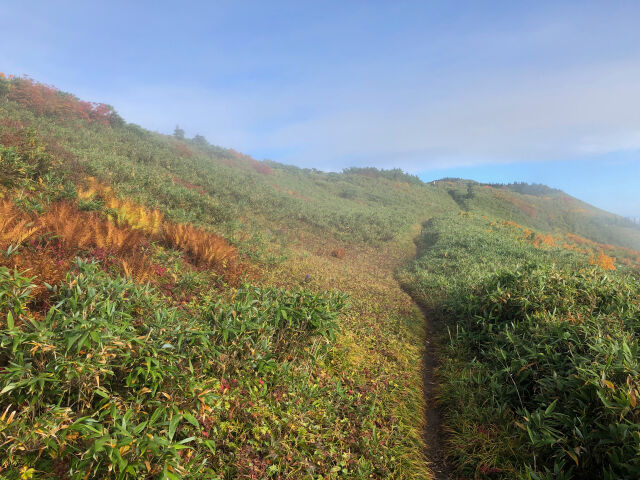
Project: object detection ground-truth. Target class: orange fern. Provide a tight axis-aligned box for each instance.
[0,201,40,249]
[119,254,159,284]
[40,202,146,255]
[78,177,164,235]
[162,222,237,273]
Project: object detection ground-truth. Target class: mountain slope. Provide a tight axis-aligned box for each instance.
[1,75,639,479]
[400,213,640,479]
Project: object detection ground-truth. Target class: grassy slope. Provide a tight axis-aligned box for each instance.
[1,77,448,479]
[1,76,640,479]
[435,179,640,250]
[401,214,640,479]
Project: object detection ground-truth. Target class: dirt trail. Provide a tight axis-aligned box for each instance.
[417,303,453,480]
[399,223,452,479]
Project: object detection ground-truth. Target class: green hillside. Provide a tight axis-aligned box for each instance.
[400,212,640,479]
[1,75,639,479]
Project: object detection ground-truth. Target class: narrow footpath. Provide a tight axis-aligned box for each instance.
[417,303,452,480]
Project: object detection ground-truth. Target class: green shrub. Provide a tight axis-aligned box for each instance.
[403,213,640,479]
[446,266,640,479]
[0,146,31,188]
[0,260,347,478]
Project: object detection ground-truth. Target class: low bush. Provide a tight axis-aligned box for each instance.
[403,214,640,479]
[0,260,346,478]
[444,265,640,479]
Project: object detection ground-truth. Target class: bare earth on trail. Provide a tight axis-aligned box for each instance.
[418,305,453,480]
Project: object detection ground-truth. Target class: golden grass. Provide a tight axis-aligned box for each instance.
[1,200,154,292]
[77,177,240,280]
[1,186,241,287]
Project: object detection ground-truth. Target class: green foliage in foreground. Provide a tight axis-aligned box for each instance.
[4,74,640,480]
[403,214,640,479]
[446,266,640,479]
[2,260,401,479]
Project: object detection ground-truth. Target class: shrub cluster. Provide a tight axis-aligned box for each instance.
[0,260,345,478]
[445,266,640,479]
[402,213,640,479]
[1,75,119,125]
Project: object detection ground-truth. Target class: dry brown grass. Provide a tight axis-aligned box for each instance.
[0,201,71,297]
[2,181,242,288]
[77,177,241,280]
[1,200,151,292]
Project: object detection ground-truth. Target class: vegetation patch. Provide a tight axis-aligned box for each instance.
[402,214,640,479]
[2,74,640,479]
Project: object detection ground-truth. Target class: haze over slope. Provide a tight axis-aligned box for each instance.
[1,75,638,252]
[1,75,639,479]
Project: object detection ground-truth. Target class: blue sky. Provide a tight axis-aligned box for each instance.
[1,1,639,216]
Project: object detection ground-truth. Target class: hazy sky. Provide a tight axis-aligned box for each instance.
[1,1,639,216]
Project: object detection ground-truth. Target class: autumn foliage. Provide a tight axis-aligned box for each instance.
[250,159,274,175]
[331,247,346,259]
[4,76,117,125]
[77,178,240,280]
[532,233,555,248]
[0,200,156,291]
[79,178,164,234]
[41,202,147,254]
[591,251,616,271]
[171,176,207,195]
[172,141,193,158]
[480,218,636,270]
[162,222,238,272]
[229,149,273,175]
[0,189,241,290]
[0,201,39,248]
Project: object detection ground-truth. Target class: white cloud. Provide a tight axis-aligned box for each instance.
[250,58,640,170]
[4,1,639,174]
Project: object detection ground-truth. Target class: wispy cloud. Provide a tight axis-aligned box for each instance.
[1,1,639,175]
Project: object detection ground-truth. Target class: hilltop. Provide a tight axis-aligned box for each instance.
[1,75,639,479]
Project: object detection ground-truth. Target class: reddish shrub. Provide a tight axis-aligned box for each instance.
[172,142,193,158]
[250,158,273,175]
[228,148,273,175]
[7,76,116,125]
[331,248,346,259]
[172,176,206,195]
